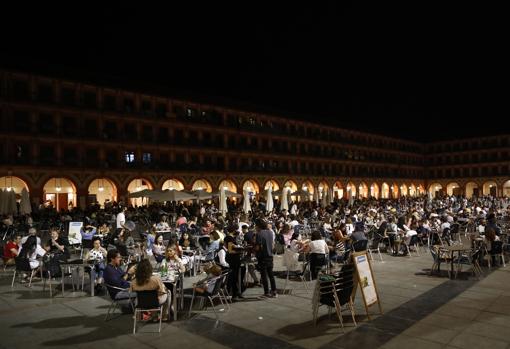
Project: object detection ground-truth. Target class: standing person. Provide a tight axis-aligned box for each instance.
[224,225,244,300]
[254,219,277,298]
[116,206,127,230]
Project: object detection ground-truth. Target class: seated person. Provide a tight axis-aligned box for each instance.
[20,227,41,246]
[130,259,169,322]
[103,249,136,301]
[160,246,185,274]
[45,228,70,261]
[155,215,171,232]
[85,236,108,285]
[203,231,221,261]
[179,232,197,251]
[152,234,166,263]
[3,234,21,266]
[114,228,135,257]
[18,235,46,271]
[81,224,97,241]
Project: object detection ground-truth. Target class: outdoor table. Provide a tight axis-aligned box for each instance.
[59,261,96,296]
[155,271,183,321]
[441,244,472,279]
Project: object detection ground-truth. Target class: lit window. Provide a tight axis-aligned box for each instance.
[142,152,152,164]
[125,151,135,163]
[186,108,193,117]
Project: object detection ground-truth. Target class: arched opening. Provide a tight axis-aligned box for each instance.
[346,182,356,198]
[332,181,344,200]
[370,183,379,199]
[465,182,479,199]
[503,180,510,197]
[88,178,117,207]
[482,181,497,197]
[358,182,369,198]
[281,180,296,201]
[417,185,425,196]
[192,179,212,192]
[43,177,77,211]
[399,183,408,197]
[219,179,237,193]
[428,183,443,198]
[381,183,390,199]
[0,176,29,193]
[243,179,259,195]
[127,178,153,207]
[446,182,461,196]
[409,184,417,197]
[318,181,329,200]
[302,180,315,201]
[391,183,399,198]
[162,179,185,191]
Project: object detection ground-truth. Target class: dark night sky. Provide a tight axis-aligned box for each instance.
[1,3,507,142]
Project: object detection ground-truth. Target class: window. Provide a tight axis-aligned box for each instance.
[186,107,195,117]
[84,119,98,138]
[103,95,116,111]
[37,84,53,103]
[141,100,152,115]
[11,79,30,100]
[124,151,135,163]
[124,97,134,112]
[158,127,168,142]
[39,145,55,165]
[62,116,78,136]
[38,113,55,134]
[142,152,152,164]
[156,103,167,118]
[61,87,76,105]
[82,91,97,108]
[13,110,30,132]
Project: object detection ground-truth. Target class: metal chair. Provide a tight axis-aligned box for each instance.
[11,257,37,288]
[488,241,506,269]
[188,275,223,320]
[104,284,135,321]
[313,265,357,333]
[133,290,163,334]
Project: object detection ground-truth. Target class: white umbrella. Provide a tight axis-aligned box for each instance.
[242,189,252,214]
[266,185,274,213]
[287,188,292,204]
[20,188,31,215]
[280,187,289,211]
[213,190,242,199]
[313,189,319,205]
[192,189,213,201]
[329,188,334,204]
[6,189,17,215]
[321,189,328,208]
[219,188,228,217]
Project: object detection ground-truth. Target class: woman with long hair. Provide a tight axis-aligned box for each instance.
[18,235,46,270]
[130,259,169,322]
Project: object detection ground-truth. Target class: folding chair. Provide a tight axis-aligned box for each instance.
[11,257,37,288]
[313,265,357,333]
[133,290,163,334]
[188,275,223,320]
[104,284,135,321]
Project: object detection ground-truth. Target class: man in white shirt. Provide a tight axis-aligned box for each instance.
[116,206,126,229]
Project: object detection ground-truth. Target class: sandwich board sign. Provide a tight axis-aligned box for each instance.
[352,251,383,319]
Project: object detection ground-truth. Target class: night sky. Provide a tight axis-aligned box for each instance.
[1,3,507,142]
